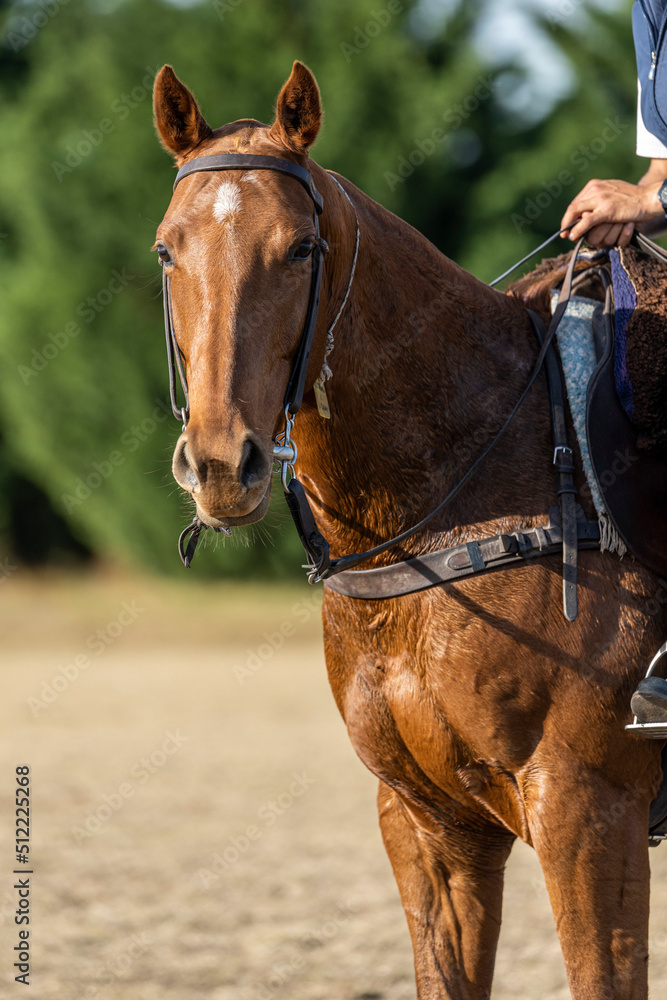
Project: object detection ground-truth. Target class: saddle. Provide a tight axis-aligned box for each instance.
[584,236,667,577]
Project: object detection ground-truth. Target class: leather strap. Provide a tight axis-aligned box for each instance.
[174,153,324,213]
[550,238,591,620]
[163,268,189,422]
[324,507,600,599]
[321,240,589,609]
[285,479,330,576]
[526,297,579,622]
[526,242,582,621]
[283,214,325,416]
[299,238,587,583]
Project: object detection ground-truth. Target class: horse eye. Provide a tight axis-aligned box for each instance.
[157,243,173,265]
[291,240,315,261]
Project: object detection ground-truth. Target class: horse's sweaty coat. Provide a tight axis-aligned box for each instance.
[153,61,667,1000]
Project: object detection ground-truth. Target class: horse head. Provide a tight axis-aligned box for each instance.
[153,62,330,529]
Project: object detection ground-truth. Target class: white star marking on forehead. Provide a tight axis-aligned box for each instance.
[213,180,243,223]
[211,173,259,223]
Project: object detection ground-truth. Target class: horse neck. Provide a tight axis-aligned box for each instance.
[295,167,552,558]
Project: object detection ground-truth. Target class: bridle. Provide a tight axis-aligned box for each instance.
[163,153,327,429]
[161,151,358,571]
[160,151,585,605]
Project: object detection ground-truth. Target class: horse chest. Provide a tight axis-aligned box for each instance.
[321,593,543,826]
[322,601,467,798]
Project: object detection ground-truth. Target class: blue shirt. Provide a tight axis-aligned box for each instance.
[634,0,667,148]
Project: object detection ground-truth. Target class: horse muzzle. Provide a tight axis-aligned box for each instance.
[172,429,272,523]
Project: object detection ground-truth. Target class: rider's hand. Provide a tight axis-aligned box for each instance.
[560,178,664,247]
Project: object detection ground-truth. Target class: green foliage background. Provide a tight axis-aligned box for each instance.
[0,0,638,577]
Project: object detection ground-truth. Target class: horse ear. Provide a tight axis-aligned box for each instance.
[153,65,213,161]
[270,61,322,153]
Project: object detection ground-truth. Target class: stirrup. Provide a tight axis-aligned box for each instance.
[626,641,667,739]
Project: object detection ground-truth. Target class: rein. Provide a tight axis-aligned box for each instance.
[160,155,588,614]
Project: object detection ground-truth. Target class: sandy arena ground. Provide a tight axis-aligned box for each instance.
[1,570,667,999]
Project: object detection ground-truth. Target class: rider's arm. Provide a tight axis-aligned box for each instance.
[560,75,667,247]
[636,158,667,235]
[559,162,667,247]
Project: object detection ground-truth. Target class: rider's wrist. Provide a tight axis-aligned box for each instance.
[655,179,667,221]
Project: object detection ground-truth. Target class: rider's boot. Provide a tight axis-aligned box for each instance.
[630,642,667,731]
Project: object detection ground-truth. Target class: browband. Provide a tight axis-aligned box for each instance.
[173,153,324,214]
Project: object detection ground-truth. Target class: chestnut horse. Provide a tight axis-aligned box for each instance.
[153,62,666,999]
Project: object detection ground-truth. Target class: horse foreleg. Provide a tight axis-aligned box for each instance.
[378,781,515,1000]
[528,769,651,1000]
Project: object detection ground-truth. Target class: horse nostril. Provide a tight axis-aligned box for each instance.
[240,437,268,490]
[173,437,200,492]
